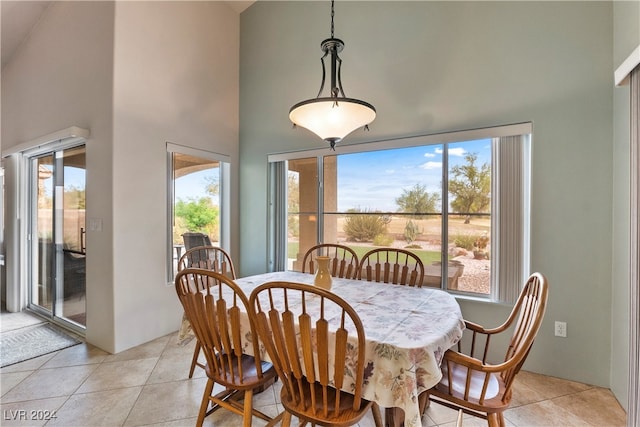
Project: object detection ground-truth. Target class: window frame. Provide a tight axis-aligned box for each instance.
[268,123,532,301]
[166,142,231,284]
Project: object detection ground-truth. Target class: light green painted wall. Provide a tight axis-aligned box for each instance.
[240,1,614,387]
[611,0,640,411]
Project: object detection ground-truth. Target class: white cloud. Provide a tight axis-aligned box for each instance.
[448,147,467,157]
[424,152,436,158]
[434,147,466,157]
[420,161,442,170]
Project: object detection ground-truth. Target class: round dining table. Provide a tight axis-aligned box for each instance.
[234,270,465,427]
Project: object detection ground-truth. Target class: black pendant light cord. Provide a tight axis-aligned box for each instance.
[330,0,335,38]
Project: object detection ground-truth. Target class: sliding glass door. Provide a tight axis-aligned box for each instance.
[29,145,86,329]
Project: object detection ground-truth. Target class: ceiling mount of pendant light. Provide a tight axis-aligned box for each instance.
[289,0,376,150]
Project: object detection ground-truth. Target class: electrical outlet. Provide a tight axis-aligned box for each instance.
[554,321,567,337]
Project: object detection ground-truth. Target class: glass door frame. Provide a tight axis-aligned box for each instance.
[24,138,87,335]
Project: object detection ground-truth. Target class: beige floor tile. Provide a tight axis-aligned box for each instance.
[271,378,283,402]
[1,365,98,403]
[102,334,171,363]
[124,377,208,426]
[76,358,158,393]
[423,401,465,426]
[0,305,629,427]
[505,399,592,426]
[146,350,205,384]
[550,387,626,426]
[251,381,279,409]
[41,343,109,369]
[160,333,196,357]
[203,403,282,427]
[202,406,250,427]
[46,387,142,427]
[136,417,198,427]
[0,396,68,426]
[0,352,57,373]
[437,415,484,427]
[511,371,594,407]
[243,403,282,426]
[421,412,438,427]
[0,371,32,397]
[356,407,385,427]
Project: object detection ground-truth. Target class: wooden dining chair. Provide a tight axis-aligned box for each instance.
[358,248,425,287]
[301,243,360,279]
[249,281,383,427]
[426,272,549,427]
[177,246,236,378]
[175,268,279,427]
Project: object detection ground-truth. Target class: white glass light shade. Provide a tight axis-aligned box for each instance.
[289,97,376,143]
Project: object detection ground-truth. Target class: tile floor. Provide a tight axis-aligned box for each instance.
[0,310,627,427]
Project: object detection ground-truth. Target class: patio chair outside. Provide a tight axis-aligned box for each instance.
[182,232,212,250]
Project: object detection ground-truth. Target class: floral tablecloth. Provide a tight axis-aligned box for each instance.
[233,271,465,427]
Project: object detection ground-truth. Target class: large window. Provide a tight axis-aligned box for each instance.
[167,144,230,281]
[269,123,531,301]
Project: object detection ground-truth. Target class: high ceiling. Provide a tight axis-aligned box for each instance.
[1,1,254,70]
[1,1,51,69]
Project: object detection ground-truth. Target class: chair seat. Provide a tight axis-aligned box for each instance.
[439,362,501,401]
[280,375,374,426]
[206,353,277,390]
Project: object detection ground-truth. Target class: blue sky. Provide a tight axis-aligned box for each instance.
[167,138,491,209]
[58,166,209,201]
[175,169,219,201]
[65,167,85,189]
[335,139,491,212]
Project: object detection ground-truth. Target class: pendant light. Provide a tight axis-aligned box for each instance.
[289,0,376,150]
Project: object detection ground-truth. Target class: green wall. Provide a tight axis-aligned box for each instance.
[240,1,615,389]
[611,0,640,410]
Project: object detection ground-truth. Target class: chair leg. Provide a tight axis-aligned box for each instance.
[243,389,254,427]
[196,378,215,427]
[282,410,292,427]
[189,340,202,378]
[498,412,506,427]
[487,412,500,427]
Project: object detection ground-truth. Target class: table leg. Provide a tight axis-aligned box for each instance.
[384,407,403,427]
[384,396,429,427]
[419,391,430,414]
